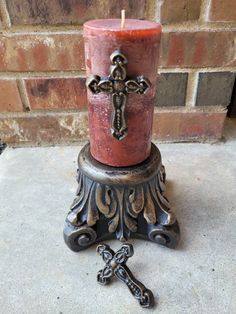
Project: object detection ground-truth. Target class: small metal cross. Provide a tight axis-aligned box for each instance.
[97,243,154,308]
[87,51,151,141]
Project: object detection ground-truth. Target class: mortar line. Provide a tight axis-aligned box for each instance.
[0,0,11,28]
[200,0,212,22]
[0,106,226,119]
[158,67,236,73]
[162,22,236,32]
[144,0,158,22]
[0,71,86,79]
[185,72,199,108]
[1,29,84,36]
[0,110,88,118]
[155,0,163,23]
[17,79,31,111]
[0,67,235,80]
[0,22,235,36]
[5,24,84,32]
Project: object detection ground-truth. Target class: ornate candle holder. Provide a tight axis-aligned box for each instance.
[63,142,180,252]
[63,51,180,252]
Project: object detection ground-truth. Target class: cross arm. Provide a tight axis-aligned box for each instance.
[87,75,114,94]
[125,76,151,94]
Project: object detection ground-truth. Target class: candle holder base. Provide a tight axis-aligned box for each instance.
[63,143,180,252]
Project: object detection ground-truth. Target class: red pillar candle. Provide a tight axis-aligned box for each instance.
[84,19,161,167]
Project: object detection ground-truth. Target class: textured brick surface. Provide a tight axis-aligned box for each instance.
[0,0,232,144]
[0,112,88,145]
[0,80,23,112]
[152,110,226,141]
[7,0,146,25]
[160,31,236,68]
[0,33,84,72]
[209,0,236,22]
[160,0,201,24]
[156,73,188,106]
[0,110,226,145]
[196,72,235,107]
[1,31,235,72]
[25,78,87,110]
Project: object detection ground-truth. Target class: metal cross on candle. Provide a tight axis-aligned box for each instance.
[97,243,154,308]
[87,50,151,140]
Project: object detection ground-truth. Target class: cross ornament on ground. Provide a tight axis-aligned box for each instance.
[97,243,154,308]
[87,50,151,140]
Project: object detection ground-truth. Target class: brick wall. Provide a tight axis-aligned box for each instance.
[0,0,235,145]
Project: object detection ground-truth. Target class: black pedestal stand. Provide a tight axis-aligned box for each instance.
[63,143,180,252]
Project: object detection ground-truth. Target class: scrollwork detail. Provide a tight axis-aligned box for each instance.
[66,164,175,242]
[87,50,151,140]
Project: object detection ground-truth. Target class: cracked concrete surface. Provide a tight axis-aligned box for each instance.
[0,119,236,314]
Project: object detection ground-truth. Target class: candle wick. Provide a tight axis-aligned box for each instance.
[121,10,125,29]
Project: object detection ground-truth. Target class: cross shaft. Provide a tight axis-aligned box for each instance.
[97,243,154,308]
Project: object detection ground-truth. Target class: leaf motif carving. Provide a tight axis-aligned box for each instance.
[87,183,99,226]
[66,211,78,225]
[96,184,110,215]
[67,162,173,235]
[129,185,145,214]
[143,185,157,225]
[68,174,93,225]
[108,211,119,233]
[96,184,117,219]
[124,214,137,233]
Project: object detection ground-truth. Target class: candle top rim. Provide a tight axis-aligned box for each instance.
[84,19,161,32]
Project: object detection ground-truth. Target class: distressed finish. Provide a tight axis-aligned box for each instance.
[87,50,151,140]
[63,143,180,252]
[160,0,201,24]
[0,80,23,112]
[25,78,87,110]
[6,0,146,25]
[97,243,154,308]
[209,0,236,22]
[0,110,226,145]
[160,31,236,68]
[84,19,161,166]
[0,33,85,72]
[0,112,89,145]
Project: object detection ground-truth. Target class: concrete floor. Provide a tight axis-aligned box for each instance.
[0,119,236,314]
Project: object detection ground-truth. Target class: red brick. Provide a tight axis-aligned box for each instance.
[25,78,87,110]
[160,0,201,24]
[152,110,226,141]
[0,112,89,145]
[0,33,85,72]
[209,0,236,22]
[0,109,226,145]
[160,31,236,68]
[0,80,23,112]
[6,0,146,25]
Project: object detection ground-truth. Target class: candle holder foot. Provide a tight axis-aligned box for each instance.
[63,143,180,252]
